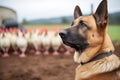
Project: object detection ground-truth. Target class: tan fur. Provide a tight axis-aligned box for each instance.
[59,1,120,80]
[73,12,120,80]
[75,54,120,80]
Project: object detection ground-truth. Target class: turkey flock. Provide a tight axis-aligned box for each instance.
[0,27,74,58]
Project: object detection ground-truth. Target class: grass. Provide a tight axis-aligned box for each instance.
[108,25,120,44]
[24,24,69,30]
[24,24,120,44]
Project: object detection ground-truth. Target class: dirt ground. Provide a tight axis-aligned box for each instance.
[0,45,120,80]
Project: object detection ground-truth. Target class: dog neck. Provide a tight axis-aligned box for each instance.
[98,33,115,53]
[81,51,112,65]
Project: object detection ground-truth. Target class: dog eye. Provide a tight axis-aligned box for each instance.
[79,21,86,28]
[79,21,90,30]
[79,21,86,26]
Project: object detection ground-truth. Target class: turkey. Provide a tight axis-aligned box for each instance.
[16,30,28,58]
[41,28,51,55]
[0,31,11,57]
[10,28,18,55]
[30,30,42,55]
[51,29,62,56]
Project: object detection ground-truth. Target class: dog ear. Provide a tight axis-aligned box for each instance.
[74,5,82,19]
[94,0,108,30]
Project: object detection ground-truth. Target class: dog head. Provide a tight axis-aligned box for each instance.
[59,0,108,52]
[59,0,114,63]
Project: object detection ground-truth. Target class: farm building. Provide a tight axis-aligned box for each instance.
[0,6,17,26]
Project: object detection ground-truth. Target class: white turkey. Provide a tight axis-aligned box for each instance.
[0,32,11,57]
[10,30,18,55]
[51,30,62,56]
[41,28,51,55]
[16,30,28,58]
[30,30,42,55]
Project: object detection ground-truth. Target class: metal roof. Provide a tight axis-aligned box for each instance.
[0,6,16,14]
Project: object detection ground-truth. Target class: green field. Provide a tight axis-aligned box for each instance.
[24,24,120,44]
[108,25,120,44]
[24,24,69,30]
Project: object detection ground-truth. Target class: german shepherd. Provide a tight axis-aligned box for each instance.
[59,0,120,80]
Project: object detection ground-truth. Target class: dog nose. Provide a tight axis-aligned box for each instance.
[59,30,67,38]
